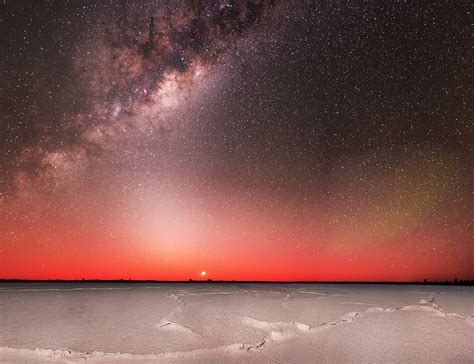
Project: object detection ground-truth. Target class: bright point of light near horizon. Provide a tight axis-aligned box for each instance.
[201,271,206,277]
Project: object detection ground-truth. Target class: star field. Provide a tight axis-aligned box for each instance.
[0,1,472,281]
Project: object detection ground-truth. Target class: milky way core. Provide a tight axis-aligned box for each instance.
[0,1,472,281]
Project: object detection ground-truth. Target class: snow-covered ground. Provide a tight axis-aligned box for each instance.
[1,283,473,363]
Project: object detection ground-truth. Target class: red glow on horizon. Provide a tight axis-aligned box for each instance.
[1,227,471,282]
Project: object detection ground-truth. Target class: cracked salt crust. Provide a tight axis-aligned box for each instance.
[1,283,473,363]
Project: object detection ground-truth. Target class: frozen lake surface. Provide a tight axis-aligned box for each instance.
[1,283,473,363]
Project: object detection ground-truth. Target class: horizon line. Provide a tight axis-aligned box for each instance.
[0,279,473,285]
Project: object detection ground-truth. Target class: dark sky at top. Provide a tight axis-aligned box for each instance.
[0,1,472,281]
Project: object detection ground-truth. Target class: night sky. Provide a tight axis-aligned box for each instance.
[0,1,472,281]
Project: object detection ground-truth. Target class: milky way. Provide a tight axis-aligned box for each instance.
[0,1,472,281]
